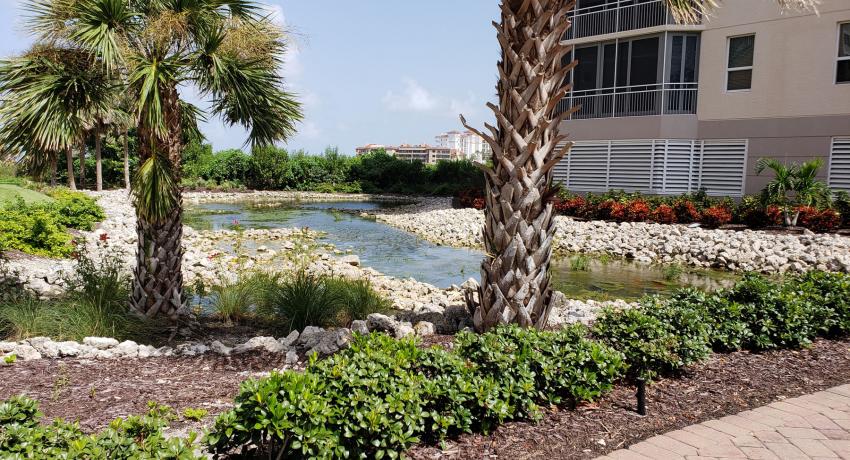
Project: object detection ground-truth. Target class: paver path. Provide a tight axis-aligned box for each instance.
[598,384,850,460]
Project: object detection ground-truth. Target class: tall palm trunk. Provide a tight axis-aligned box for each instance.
[462,0,576,331]
[131,85,185,321]
[78,137,86,189]
[123,127,130,189]
[94,121,103,191]
[49,153,57,186]
[65,147,76,190]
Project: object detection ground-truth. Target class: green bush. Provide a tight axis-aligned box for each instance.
[0,206,72,257]
[592,307,687,380]
[206,327,623,459]
[46,189,105,230]
[725,273,817,350]
[0,397,203,459]
[208,272,279,325]
[793,271,850,337]
[0,189,104,257]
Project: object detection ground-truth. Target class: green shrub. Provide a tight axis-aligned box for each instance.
[45,189,105,230]
[794,271,850,337]
[0,397,203,459]
[592,307,685,380]
[725,273,817,350]
[257,271,391,333]
[206,328,623,459]
[0,206,71,257]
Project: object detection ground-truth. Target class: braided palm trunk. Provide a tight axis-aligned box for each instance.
[463,0,577,332]
[130,85,185,320]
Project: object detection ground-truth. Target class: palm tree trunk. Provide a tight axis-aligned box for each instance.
[130,84,185,321]
[49,153,57,186]
[78,137,86,189]
[462,0,576,331]
[65,147,76,190]
[123,127,130,189]
[95,122,103,191]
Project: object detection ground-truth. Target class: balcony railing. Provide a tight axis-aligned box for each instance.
[564,0,680,40]
[556,82,698,119]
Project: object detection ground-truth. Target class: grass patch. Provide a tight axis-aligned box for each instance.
[256,271,391,333]
[569,254,590,272]
[0,184,53,207]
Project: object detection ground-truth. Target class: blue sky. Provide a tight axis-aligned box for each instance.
[0,0,501,155]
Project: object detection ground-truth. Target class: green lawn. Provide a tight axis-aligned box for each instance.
[0,184,53,207]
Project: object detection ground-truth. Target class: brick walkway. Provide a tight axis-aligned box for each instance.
[598,384,850,460]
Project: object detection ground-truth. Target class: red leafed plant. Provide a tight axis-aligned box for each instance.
[626,199,651,222]
[649,204,676,224]
[798,207,841,233]
[595,200,619,220]
[672,200,700,223]
[456,188,485,209]
[765,205,784,226]
[553,196,588,217]
[700,205,733,229]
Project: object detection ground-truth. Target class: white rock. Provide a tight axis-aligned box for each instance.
[233,337,286,354]
[209,341,232,356]
[340,255,360,266]
[83,337,119,350]
[113,340,140,357]
[413,321,436,336]
[350,320,370,335]
[278,331,300,348]
[6,344,41,361]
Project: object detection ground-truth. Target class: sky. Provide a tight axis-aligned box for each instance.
[0,0,502,155]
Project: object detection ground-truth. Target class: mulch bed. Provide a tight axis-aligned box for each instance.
[1,338,849,459]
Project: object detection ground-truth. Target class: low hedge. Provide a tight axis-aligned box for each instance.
[0,397,203,459]
[205,326,624,459]
[594,271,850,380]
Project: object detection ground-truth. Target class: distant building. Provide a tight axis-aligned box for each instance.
[436,130,492,162]
[354,143,456,164]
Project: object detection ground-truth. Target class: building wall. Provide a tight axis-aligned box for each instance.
[697,0,850,121]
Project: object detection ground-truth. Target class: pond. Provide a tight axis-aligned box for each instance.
[184,201,738,299]
[184,201,483,288]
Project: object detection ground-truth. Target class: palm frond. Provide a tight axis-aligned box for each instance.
[665,0,820,25]
[132,152,179,222]
[70,0,135,72]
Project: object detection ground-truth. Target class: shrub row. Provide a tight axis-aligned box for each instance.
[0,397,203,459]
[182,144,484,196]
[205,326,624,459]
[593,271,850,380]
[0,188,104,257]
[457,188,849,232]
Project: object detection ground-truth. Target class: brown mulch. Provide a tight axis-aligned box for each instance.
[1,339,849,459]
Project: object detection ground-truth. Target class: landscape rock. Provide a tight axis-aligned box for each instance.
[350,320,369,335]
[233,337,286,354]
[413,321,436,336]
[308,328,353,356]
[278,330,300,348]
[113,340,140,358]
[83,337,120,350]
[297,326,327,350]
[209,341,232,356]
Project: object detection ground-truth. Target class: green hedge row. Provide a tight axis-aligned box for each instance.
[0,397,202,459]
[181,144,485,196]
[593,271,850,380]
[0,189,104,257]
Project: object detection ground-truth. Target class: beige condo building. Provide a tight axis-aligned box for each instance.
[555,0,850,197]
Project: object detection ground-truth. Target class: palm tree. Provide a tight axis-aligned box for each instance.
[756,158,831,226]
[0,46,111,190]
[20,0,302,320]
[461,0,822,332]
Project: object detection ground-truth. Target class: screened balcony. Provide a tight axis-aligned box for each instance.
[557,33,700,119]
[564,0,689,41]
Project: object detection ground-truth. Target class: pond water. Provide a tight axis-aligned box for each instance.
[184,201,737,299]
[184,201,483,288]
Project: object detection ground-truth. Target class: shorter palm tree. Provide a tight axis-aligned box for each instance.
[756,158,831,226]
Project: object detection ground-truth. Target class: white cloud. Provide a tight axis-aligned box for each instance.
[382,78,438,112]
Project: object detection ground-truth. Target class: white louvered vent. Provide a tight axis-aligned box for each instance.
[694,140,747,197]
[556,138,747,196]
[829,137,850,192]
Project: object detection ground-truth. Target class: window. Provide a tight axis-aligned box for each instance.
[838,23,850,84]
[727,35,755,91]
